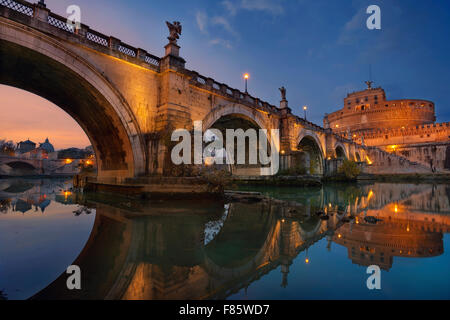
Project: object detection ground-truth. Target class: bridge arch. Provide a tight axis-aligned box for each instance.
[0,19,146,179]
[295,132,325,174]
[334,143,348,159]
[202,104,270,133]
[5,161,35,169]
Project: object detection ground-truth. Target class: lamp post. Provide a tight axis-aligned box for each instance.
[244,73,249,93]
[303,106,307,120]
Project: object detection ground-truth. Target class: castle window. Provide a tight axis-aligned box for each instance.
[374,95,378,99]
[365,97,368,101]
[356,98,360,103]
[385,135,389,139]
[385,104,388,107]
[361,105,365,111]
[348,100,351,105]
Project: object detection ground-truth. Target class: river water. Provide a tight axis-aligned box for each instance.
[0,178,449,300]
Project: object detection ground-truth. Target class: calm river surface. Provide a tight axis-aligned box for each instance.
[0,178,449,300]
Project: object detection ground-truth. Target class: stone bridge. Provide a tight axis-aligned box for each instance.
[0,0,431,180]
[0,154,80,175]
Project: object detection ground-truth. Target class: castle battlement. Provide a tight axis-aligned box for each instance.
[324,83,436,133]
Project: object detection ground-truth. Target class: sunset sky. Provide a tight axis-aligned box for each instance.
[1,0,450,150]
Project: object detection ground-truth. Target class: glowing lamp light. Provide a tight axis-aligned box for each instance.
[305,258,309,264]
[86,160,92,165]
[281,150,285,155]
[244,73,249,80]
[335,124,339,128]
[338,234,342,238]
[65,158,73,164]
[388,145,398,152]
[303,106,307,110]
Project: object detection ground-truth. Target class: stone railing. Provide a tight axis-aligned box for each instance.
[188,70,282,115]
[0,0,161,70]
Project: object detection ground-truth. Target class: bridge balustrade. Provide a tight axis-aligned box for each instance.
[0,0,161,69]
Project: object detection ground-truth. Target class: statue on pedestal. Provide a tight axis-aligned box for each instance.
[166,21,182,45]
[279,86,287,101]
[365,80,373,89]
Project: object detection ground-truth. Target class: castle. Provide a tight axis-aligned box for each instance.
[324,82,450,171]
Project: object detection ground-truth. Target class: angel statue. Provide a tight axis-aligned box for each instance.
[166,21,182,44]
[279,86,287,101]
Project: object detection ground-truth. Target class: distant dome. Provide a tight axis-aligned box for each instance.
[39,138,55,153]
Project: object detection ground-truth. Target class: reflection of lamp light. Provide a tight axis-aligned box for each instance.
[394,204,398,213]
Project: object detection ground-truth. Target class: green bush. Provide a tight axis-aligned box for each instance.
[338,159,361,180]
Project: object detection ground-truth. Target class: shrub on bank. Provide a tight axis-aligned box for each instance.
[337,159,361,180]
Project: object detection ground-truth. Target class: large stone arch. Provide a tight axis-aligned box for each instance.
[201,104,273,174]
[295,131,325,174]
[202,104,270,133]
[334,142,348,159]
[296,130,325,157]
[0,18,146,179]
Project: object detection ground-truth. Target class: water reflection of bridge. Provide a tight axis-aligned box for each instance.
[31,183,450,300]
[0,178,74,213]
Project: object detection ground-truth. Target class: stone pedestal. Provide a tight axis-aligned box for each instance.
[33,3,49,22]
[165,42,180,57]
[280,99,288,109]
[161,43,186,70]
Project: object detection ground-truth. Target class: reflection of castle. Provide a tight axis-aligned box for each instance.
[324,82,450,170]
[333,217,445,270]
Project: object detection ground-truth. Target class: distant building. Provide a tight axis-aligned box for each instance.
[17,139,36,154]
[39,138,55,153]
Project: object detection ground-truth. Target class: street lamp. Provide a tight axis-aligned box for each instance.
[303,106,307,120]
[243,73,249,93]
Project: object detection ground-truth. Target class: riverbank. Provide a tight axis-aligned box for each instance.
[357,173,450,182]
[233,175,322,187]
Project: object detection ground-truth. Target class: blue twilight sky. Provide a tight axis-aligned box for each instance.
[3,0,450,146]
